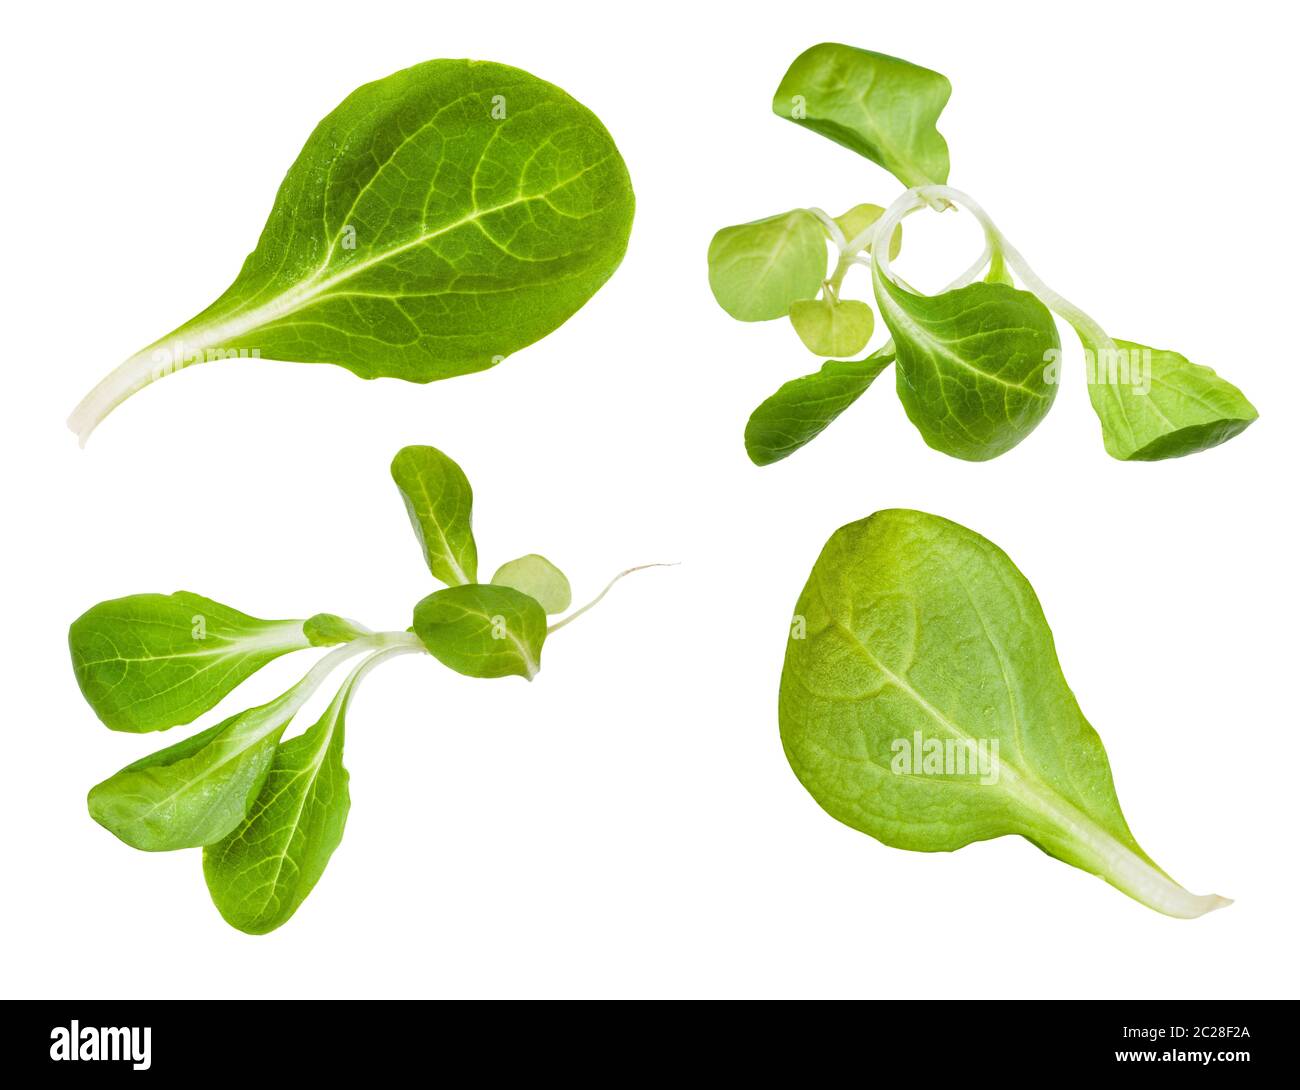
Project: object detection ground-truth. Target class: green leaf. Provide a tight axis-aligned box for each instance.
[202,651,384,934]
[413,584,546,679]
[789,297,873,358]
[89,701,292,852]
[707,210,827,321]
[873,270,1060,461]
[834,204,901,258]
[773,44,951,188]
[69,59,636,444]
[391,445,477,585]
[1083,339,1257,461]
[303,613,370,646]
[86,644,361,851]
[69,592,310,733]
[781,509,1229,918]
[491,554,572,614]
[745,348,895,465]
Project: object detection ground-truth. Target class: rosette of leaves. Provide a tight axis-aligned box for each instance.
[708,43,1256,465]
[68,445,663,933]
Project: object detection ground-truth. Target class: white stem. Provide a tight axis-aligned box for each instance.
[879,184,1117,353]
[548,563,677,634]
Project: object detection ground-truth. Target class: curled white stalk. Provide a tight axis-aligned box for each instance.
[548,563,678,635]
[873,185,1117,354]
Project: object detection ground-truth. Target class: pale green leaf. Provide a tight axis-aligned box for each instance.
[834,203,901,258]
[707,210,827,321]
[789,297,873,358]
[773,44,951,188]
[491,554,572,614]
[1083,339,1257,461]
[781,509,1229,918]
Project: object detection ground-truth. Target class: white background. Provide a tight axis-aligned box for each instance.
[3,0,1296,999]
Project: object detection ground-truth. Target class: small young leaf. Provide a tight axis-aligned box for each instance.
[874,271,1060,461]
[69,592,310,733]
[202,650,391,934]
[1084,339,1257,460]
[781,509,1229,918]
[745,348,895,465]
[834,204,902,258]
[491,554,572,614]
[788,297,874,358]
[303,613,371,646]
[68,59,636,444]
[413,584,546,679]
[391,445,477,585]
[707,211,827,321]
[773,44,951,188]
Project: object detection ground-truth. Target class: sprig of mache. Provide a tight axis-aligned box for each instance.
[709,43,1257,465]
[68,445,666,934]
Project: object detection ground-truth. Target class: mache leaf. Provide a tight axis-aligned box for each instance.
[773,44,951,188]
[202,652,381,934]
[788,297,873,358]
[1083,338,1257,460]
[834,204,901,258]
[780,509,1229,918]
[707,210,828,321]
[69,592,310,733]
[69,58,636,443]
[413,584,546,679]
[491,554,572,614]
[391,445,478,585]
[745,347,895,465]
[873,271,1060,461]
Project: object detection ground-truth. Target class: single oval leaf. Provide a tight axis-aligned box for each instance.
[707,210,827,321]
[788,297,874,358]
[773,44,951,188]
[69,592,310,733]
[69,58,636,443]
[874,270,1060,461]
[303,613,371,647]
[491,554,572,614]
[781,509,1229,918]
[391,445,477,585]
[413,584,546,679]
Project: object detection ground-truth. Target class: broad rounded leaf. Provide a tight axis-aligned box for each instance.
[413,584,546,679]
[707,210,827,321]
[874,271,1060,461]
[781,509,1229,918]
[773,44,951,188]
[391,445,477,585]
[69,59,636,443]
[788,297,873,358]
[491,554,572,614]
[69,592,310,733]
